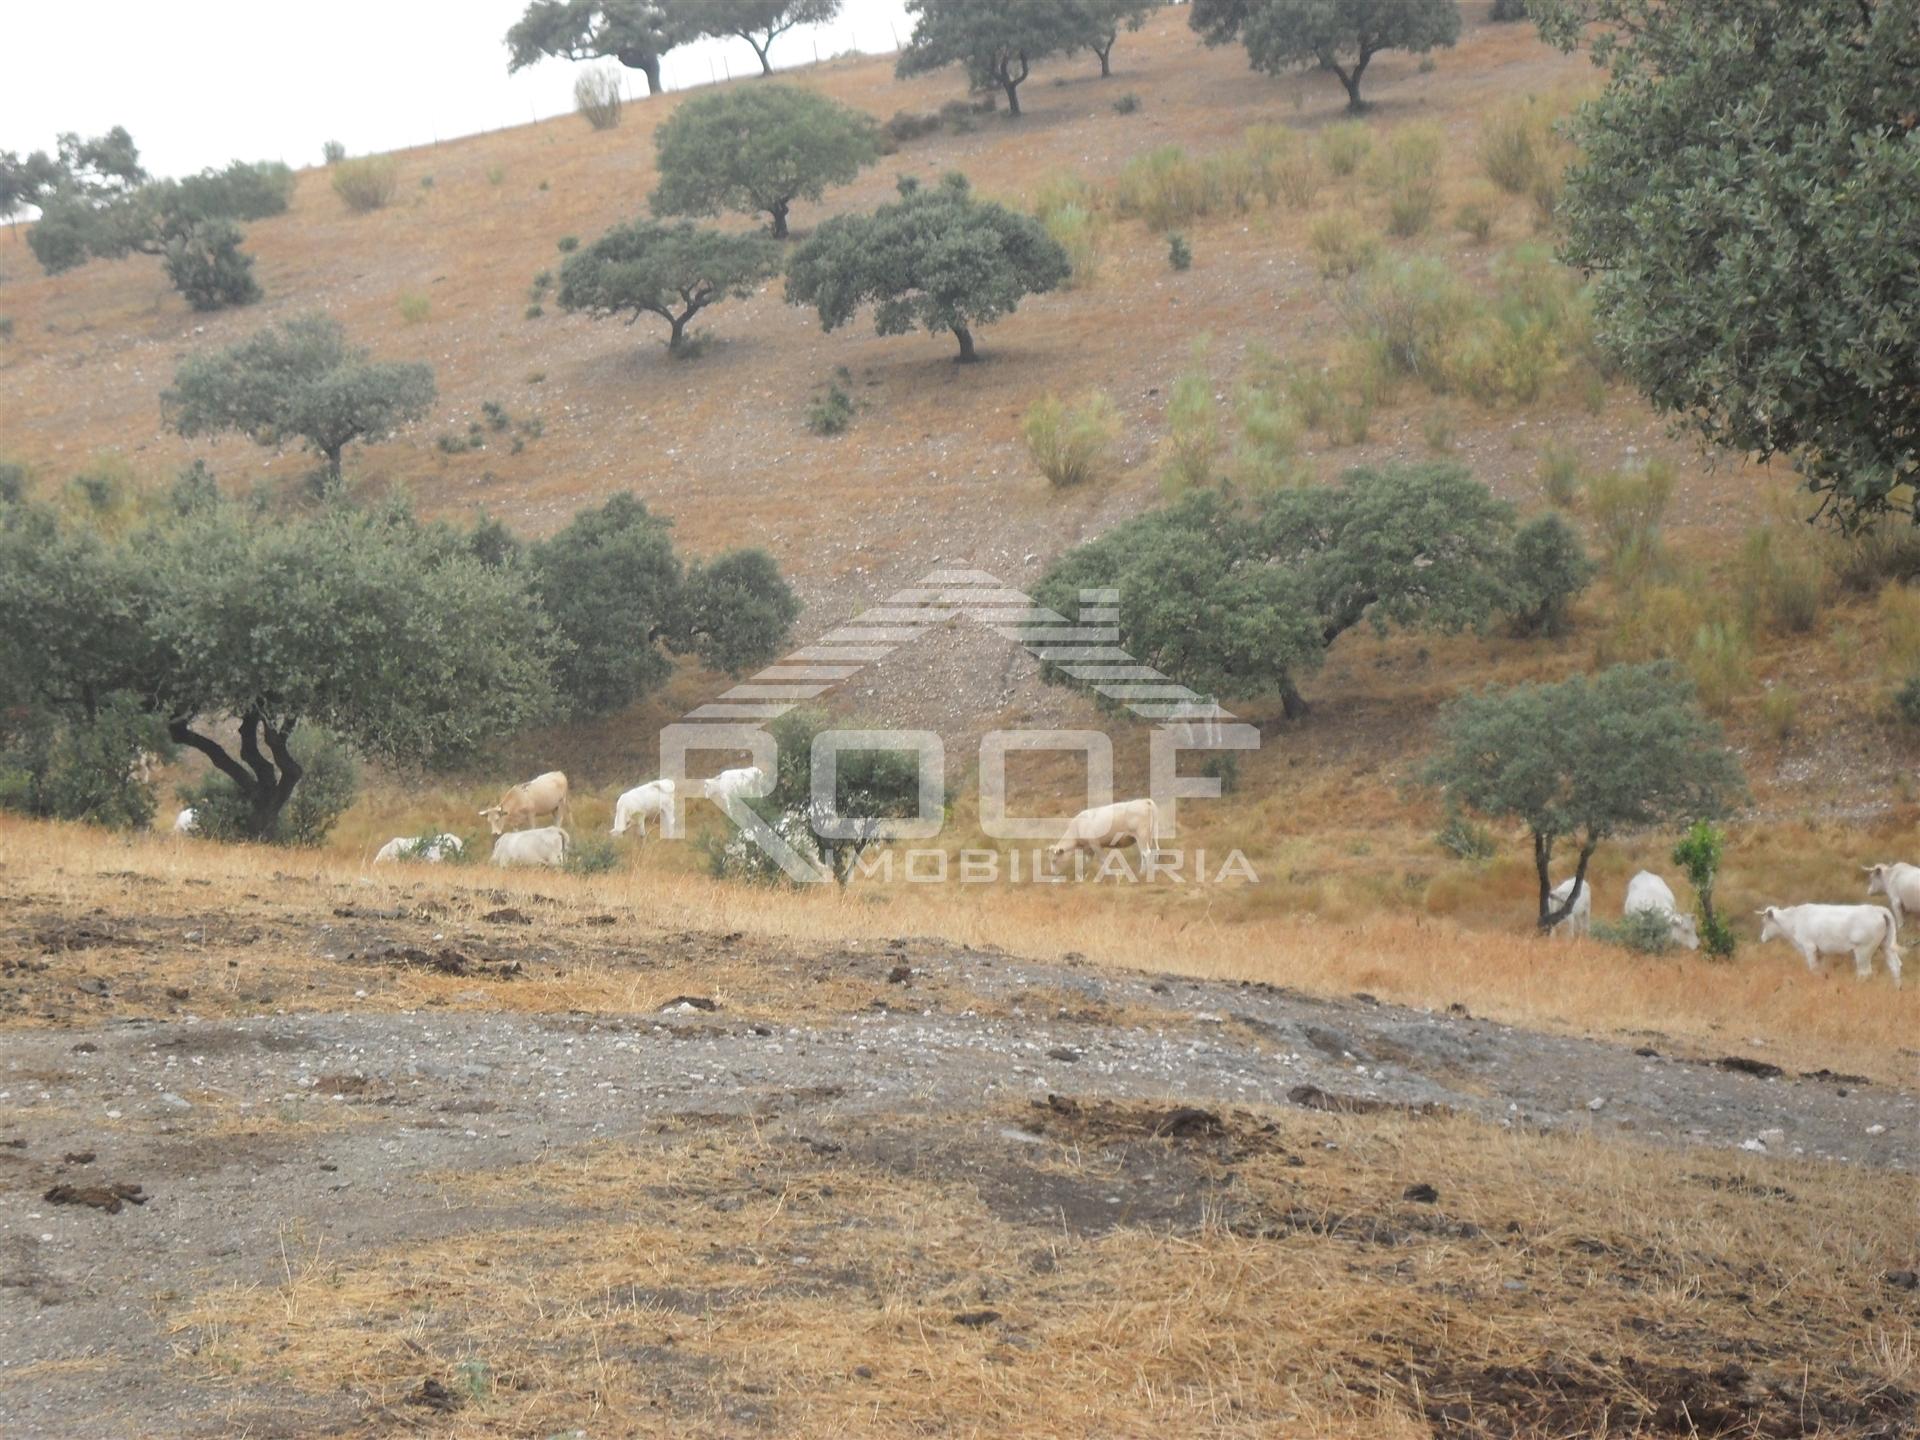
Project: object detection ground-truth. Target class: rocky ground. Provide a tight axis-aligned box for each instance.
[2,928,1914,1436]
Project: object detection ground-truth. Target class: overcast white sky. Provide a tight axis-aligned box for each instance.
[0,1,913,179]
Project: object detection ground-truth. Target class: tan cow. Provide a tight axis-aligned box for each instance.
[1048,798,1160,872]
[479,771,571,836]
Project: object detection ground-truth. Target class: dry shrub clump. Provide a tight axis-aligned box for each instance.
[330,156,399,214]
[1024,390,1120,488]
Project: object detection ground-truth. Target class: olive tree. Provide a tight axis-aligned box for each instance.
[506,0,685,95]
[529,494,800,716]
[1074,0,1157,77]
[0,498,558,841]
[1194,0,1461,110]
[1532,0,1920,526]
[689,0,843,76]
[1034,462,1539,718]
[163,314,435,484]
[784,174,1071,361]
[557,219,779,353]
[650,85,879,239]
[896,0,1086,116]
[1425,663,1746,933]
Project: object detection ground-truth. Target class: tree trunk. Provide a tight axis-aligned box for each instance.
[1002,77,1022,115]
[168,713,303,840]
[1336,50,1373,111]
[1537,833,1598,933]
[749,36,773,75]
[953,324,977,362]
[1095,40,1114,77]
[618,49,663,95]
[668,314,688,353]
[1279,677,1309,721]
[769,199,789,240]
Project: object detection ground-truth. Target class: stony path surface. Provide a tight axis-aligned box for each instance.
[0,944,1912,1436]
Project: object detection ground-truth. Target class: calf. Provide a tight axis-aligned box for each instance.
[1624,870,1700,950]
[704,767,766,807]
[373,833,464,865]
[1757,903,1901,987]
[1547,876,1591,938]
[171,807,199,837]
[1048,798,1159,873]
[480,771,570,836]
[1863,862,1920,928]
[490,826,569,869]
[611,779,675,838]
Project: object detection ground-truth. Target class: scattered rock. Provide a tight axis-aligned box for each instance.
[1587,1097,1607,1112]
[1403,1182,1440,1204]
[1717,1055,1785,1080]
[481,908,531,926]
[1885,1270,1918,1291]
[1446,1003,1470,1018]
[1046,1046,1082,1063]
[584,914,616,926]
[661,995,719,1012]
[44,1181,148,1214]
[164,987,190,1001]
[1633,1046,1660,1059]
[953,1310,1001,1328]
[408,1378,463,1412]
[1149,1107,1222,1138]
[69,1042,97,1054]
[887,964,912,984]
[1287,1085,1449,1119]
[62,1151,95,1165]
[1867,1124,1888,1137]
[1802,1068,1870,1086]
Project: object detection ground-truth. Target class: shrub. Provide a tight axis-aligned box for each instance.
[1454,194,1498,243]
[1026,390,1120,488]
[397,292,431,324]
[1877,586,1920,677]
[807,371,855,435]
[1586,459,1675,574]
[1386,180,1437,237]
[556,234,580,253]
[524,304,543,320]
[0,461,25,504]
[181,725,359,845]
[529,269,553,300]
[1307,210,1380,279]
[1270,146,1320,209]
[1672,819,1736,959]
[564,835,621,874]
[1422,409,1456,452]
[1114,146,1221,230]
[1319,122,1372,178]
[1592,910,1676,955]
[1043,203,1103,288]
[1537,441,1581,507]
[1491,0,1529,18]
[1832,522,1920,594]
[1895,674,1920,729]
[331,156,398,213]
[161,221,261,312]
[1161,368,1220,493]
[1231,381,1303,485]
[0,695,168,831]
[1168,231,1192,270]
[884,110,942,145]
[1506,512,1594,636]
[574,68,624,130]
[0,317,12,341]
[1761,685,1800,741]
[1113,92,1142,115]
[1686,622,1752,715]
[1479,95,1572,199]
[1734,526,1826,635]
[1345,258,1474,387]
[322,140,346,165]
[486,165,506,186]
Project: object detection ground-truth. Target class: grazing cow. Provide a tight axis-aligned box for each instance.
[1048,798,1160,872]
[611,779,675,838]
[703,767,766,806]
[479,771,570,836]
[490,826,569,868]
[1757,904,1901,987]
[172,807,199,837]
[1624,870,1700,950]
[1863,862,1920,928]
[373,833,464,865]
[1547,876,1591,938]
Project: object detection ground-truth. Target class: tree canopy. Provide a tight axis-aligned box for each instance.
[1033,462,1552,717]
[1194,0,1461,109]
[529,493,800,716]
[557,218,780,351]
[0,497,558,840]
[1533,0,1920,527]
[650,85,879,238]
[506,0,683,94]
[1076,0,1157,77]
[1425,662,1746,932]
[163,314,436,483]
[896,0,1086,115]
[784,173,1071,361]
[689,0,843,76]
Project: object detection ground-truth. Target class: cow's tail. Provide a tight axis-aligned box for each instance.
[558,827,573,858]
[1884,906,1903,977]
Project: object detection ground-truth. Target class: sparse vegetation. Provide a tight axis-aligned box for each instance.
[572,67,624,130]
[806,369,856,435]
[322,139,346,164]
[330,155,398,213]
[1113,92,1141,114]
[1585,459,1676,582]
[1318,121,1371,177]
[397,291,431,325]
[1025,390,1120,488]
[1307,210,1379,279]
[1167,231,1191,270]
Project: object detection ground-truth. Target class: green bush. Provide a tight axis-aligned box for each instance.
[1320,122,1372,178]
[1592,909,1676,955]
[1386,180,1437,237]
[331,156,398,213]
[1672,820,1735,958]
[179,726,359,845]
[1113,92,1142,115]
[1435,805,1497,862]
[1586,459,1675,579]
[0,696,168,831]
[564,835,621,875]
[1537,441,1581,507]
[1043,203,1103,288]
[1686,621,1752,716]
[807,371,856,436]
[1168,231,1192,270]
[397,291,431,325]
[1026,390,1120,488]
[1454,195,1498,244]
[1734,526,1826,635]
[884,110,942,145]
[162,221,262,312]
[0,461,26,505]
[1345,258,1474,387]
[1114,146,1221,230]
[1479,96,1561,196]
[1761,685,1800,741]
[1505,512,1594,636]
[1894,674,1920,729]
[1161,367,1220,493]
[573,68,624,130]
[322,140,346,164]
[1491,0,1529,19]
[1307,210,1381,279]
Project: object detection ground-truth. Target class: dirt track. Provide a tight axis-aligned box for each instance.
[2,927,1915,1437]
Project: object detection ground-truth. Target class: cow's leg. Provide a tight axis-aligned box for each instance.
[1852,942,1876,979]
[1798,943,1821,975]
[1886,945,1903,988]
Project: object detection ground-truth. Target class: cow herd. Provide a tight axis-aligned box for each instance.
[1550,862,1909,986]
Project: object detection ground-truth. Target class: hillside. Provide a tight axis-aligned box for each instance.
[2,5,1916,939]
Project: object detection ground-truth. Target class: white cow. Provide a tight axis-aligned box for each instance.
[1757,904,1901,987]
[1048,798,1160,872]
[1864,862,1920,928]
[172,807,199,837]
[373,833,465,865]
[1547,876,1591,938]
[704,767,766,806]
[480,771,570,836]
[127,750,160,787]
[490,826,569,868]
[1624,870,1700,950]
[611,779,675,838]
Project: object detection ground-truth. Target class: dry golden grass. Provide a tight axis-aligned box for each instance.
[166,1103,1920,1438]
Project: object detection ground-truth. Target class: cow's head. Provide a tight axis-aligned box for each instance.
[1670,911,1702,951]
[1864,863,1891,898]
[478,805,508,836]
[1756,906,1782,943]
